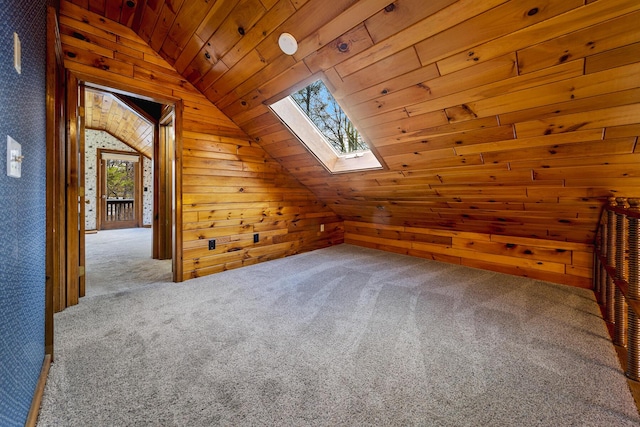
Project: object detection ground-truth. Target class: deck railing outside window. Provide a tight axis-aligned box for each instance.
[106,199,134,222]
[594,197,640,380]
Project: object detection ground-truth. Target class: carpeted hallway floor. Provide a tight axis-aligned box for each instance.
[38,231,640,426]
[83,228,172,297]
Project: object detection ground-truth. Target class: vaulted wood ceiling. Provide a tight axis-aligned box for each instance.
[85,87,154,157]
[72,0,640,244]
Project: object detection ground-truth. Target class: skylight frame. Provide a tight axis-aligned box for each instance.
[268,78,383,174]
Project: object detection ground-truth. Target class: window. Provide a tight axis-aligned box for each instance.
[270,79,383,174]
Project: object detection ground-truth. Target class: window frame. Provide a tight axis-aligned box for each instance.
[268,78,383,174]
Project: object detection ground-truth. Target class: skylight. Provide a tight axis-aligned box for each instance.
[270,79,382,174]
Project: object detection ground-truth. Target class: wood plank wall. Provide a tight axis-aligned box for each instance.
[58,1,343,281]
[345,221,593,288]
[59,0,600,289]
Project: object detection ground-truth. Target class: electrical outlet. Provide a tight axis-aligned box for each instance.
[208,239,216,250]
[320,224,325,232]
[253,233,259,243]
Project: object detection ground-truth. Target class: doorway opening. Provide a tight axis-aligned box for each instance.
[49,73,183,313]
[98,150,142,230]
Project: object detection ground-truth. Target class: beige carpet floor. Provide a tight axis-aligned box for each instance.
[84,228,172,297]
[38,232,640,426]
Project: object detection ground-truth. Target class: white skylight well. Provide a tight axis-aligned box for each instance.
[270,79,383,174]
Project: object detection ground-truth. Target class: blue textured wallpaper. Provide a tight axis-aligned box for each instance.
[0,0,47,425]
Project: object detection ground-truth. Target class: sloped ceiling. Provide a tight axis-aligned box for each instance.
[85,87,155,158]
[73,0,640,244]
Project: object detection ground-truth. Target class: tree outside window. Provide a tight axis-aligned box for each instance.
[290,80,369,154]
[106,160,135,199]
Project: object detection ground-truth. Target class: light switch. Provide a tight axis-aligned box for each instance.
[7,136,22,178]
[14,32,21,74]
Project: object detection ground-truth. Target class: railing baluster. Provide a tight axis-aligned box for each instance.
[627,199,640,381]
[601,218,608,305]
[105,199,134,223]
[606,197,617,324]
[594,226,600,295]
[601,214,607,297]
[615,198,628,347]
[593,253,597,291]
[599,264,606,305]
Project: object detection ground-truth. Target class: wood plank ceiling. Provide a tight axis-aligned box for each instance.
[72,0,640,244]
[84,87,154,157]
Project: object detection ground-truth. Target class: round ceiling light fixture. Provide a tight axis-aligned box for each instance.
[278,33,298,55]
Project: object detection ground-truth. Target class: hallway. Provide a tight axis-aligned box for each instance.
[84,228,172,298]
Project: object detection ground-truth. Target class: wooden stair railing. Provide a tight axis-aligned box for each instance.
[594,197,640,382]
